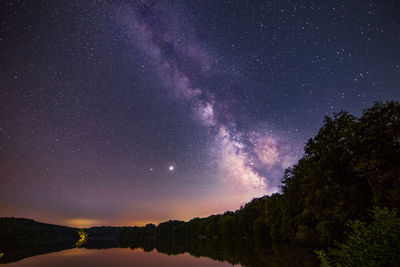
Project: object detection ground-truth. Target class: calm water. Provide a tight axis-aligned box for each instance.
[0,238,319,266]
[1,247,237,267]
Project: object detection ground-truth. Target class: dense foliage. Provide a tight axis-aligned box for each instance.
[265,101,400,246]
[317,207,400,267]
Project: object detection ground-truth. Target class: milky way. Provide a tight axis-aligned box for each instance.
[113,1,301,197]
[1,0,399,227]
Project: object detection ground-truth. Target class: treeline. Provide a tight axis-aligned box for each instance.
[121,101,400,248]
[86,226,128,240]
[121,196,268,245]
[0,217,78,243]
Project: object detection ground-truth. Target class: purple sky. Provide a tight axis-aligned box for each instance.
[1,0,399,227]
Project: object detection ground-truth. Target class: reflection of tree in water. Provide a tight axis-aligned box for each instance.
[0,235,318,266]
[121,238,318,267]
[0,240,75,263]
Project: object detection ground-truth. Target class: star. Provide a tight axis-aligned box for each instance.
[169,165,174,171]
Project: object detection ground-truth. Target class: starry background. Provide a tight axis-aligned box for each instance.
[1,0,399,227]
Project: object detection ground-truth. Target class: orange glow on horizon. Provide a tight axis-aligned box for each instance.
[66,219,103,228]
[63,218,162,228]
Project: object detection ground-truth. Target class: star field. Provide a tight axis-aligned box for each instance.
[0,0,399,227]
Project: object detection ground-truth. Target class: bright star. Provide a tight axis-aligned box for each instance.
[169,165,174,171]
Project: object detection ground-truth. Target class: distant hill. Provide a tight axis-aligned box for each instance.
[0,217,78,242]
[0,217,79,263]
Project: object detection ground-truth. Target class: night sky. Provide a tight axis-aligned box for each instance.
[1,0,399,228]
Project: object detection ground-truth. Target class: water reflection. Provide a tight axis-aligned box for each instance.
[1,248,234,267]
[0,238,318,266]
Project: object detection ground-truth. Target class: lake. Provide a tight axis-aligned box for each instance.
[1,247,236,267]
[0,238,319,266]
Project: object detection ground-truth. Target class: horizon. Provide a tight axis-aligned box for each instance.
[0,197,256,227]
[1,1,399,228]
